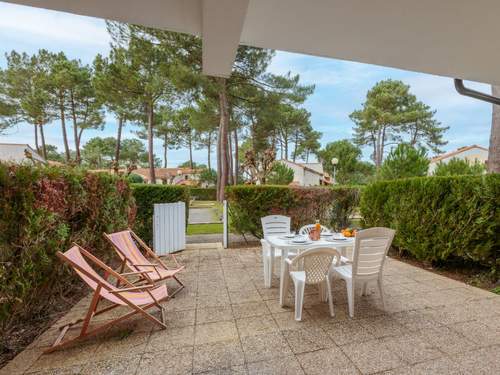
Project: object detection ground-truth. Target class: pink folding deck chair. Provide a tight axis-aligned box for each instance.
[104,229,185,297]
[47,244,168,353]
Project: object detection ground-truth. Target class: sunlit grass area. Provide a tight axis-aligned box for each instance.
[187,223,223,235]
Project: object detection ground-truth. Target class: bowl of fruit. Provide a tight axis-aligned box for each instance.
[341,228,357,238]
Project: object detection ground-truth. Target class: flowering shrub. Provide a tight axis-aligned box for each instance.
[0,163,135,334]
[226,185,361,238]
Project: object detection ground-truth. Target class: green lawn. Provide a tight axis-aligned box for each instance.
[187,223,223,235]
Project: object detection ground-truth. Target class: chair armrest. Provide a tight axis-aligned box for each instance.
[340,256,350,265]
[109,285,155,294]
[134,263,161,268]
[120,271,153,277]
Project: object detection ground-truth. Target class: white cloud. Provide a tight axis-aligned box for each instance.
[404,73,491,111]
[0,3,110,47]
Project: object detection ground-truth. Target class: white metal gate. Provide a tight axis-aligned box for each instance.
[153,202,186,255]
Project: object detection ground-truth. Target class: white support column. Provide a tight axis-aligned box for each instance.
[201,0,249,77]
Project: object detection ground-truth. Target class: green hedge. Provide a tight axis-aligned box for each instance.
[0,164,135,333]
[361,175,499,272]
[226,185,360,238]
[132,184,190,244]
[190,187,217,201]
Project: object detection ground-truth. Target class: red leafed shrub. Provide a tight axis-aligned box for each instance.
[0,163,136,341]
[34,177,69,217]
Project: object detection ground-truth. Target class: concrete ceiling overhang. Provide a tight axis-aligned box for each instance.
[3,0,500,85]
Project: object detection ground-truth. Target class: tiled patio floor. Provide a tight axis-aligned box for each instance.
[2,243,499,375]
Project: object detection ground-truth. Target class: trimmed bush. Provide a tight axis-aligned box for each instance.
[127,173,145,183]
[226,185,361,238]
[361,175,499,273]
[0,163,135,333]
[132,184,190,244]
[190,187,216,201]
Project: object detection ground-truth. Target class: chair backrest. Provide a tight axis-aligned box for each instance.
[298,224,330,235]
[105,230,149,270]
[290,247,341,285]
[58,245,124,304]
[352,227,395,278]
[261,215,291,239]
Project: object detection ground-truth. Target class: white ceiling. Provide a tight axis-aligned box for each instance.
[3,0,500,84]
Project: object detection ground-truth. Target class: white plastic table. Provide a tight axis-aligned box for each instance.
[265,235,355,305]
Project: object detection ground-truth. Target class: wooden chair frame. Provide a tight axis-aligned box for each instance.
[47,244,168,354]
[104,229,185,297]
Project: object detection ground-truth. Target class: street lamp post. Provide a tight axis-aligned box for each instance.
[331,157,339,184]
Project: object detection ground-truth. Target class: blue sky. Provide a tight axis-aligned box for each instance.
[0,2,493,166]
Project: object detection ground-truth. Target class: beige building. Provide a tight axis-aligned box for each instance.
[0,143,47,165]
[133,167,201,185]
[428,145,488,175]
[277,160,331,186]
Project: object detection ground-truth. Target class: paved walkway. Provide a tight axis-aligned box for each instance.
[189,207,220,224]
[3,245,498,374]
[186,234,259,244]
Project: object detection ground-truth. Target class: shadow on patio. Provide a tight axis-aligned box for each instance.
[3,244,499,375]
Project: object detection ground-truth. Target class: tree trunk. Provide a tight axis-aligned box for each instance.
[39,123,47,160]
[380,126,387,167]
[216,124,221,194]
[217,77,229,201]
[228,130,234,185]
[188,137,193,169]
[163,133,168,168]
[77,128,84,154]
[488,85,500,173]
[233,129,239,184]
[410,120,419,146]
[207,132,211,171]
[292,132,299,162]
[146,102,156,184]
[34,124,39,153]
[113,116,124,173]
[70,92,81,164]
[59,93,70,162]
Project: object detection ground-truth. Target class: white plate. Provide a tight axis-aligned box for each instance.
[321,233,333,237]
[291,238,308,243]
[284,234,296,238]
[331,236,347,241]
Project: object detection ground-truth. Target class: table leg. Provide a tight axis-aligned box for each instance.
[279,249,289,306]
[265,246,275,288]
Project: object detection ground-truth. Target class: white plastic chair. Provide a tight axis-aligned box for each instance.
[282,247,342,321]
[261,215,291,286]
[298,224,331,235]
[330,227,395,318]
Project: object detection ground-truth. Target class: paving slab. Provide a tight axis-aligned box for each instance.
[2,245,499,375]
